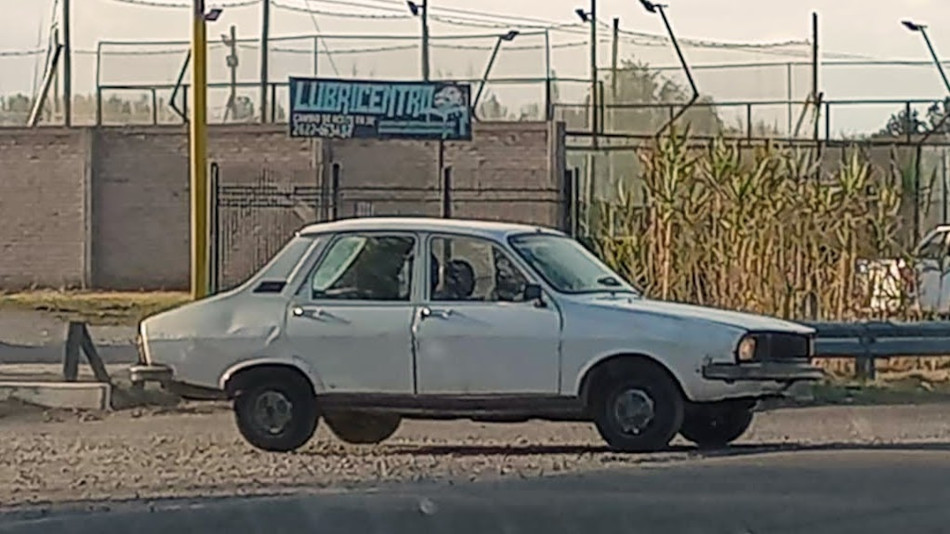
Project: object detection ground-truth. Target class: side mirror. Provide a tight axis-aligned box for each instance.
[523,283,544,305]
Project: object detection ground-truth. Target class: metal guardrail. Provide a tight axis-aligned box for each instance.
[806,321,950,379]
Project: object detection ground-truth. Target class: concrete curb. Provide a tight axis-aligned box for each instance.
[0,381,111,410]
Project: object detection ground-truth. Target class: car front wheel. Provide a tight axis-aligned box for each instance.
[324,412,401,445]
[233,370,318,452]
[591,361,684,452]
[679,401,754,448]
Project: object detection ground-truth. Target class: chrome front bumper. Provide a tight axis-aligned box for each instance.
[129,364,173,384]
[702,361,825,382]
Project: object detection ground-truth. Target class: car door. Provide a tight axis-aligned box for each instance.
[412,233,561,395]
[285,231,420,394]
[915,229,948,313]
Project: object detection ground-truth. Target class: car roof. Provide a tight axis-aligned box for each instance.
[298,216,565,240]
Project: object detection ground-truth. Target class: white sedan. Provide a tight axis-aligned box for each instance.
[131,217,822,452]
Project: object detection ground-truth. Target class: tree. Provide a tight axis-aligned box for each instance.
[877,97,950,137]
[555,59,726,204]
[476,92,509,120]
[518,102,541,121]
[878,107,926,137]
[559,59,723,137]
[925,97,950,135]
[232,95,256,122]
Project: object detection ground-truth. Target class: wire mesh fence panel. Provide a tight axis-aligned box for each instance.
[212,158,328,290]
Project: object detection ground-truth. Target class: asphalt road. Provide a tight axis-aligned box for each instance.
[3,446,949,534]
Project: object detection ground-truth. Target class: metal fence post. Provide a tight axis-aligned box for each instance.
[442,165,453,218]
[330,163,341,220]
[209,161,220,295]
[95,87,103,126]
[855,324,874,380]
[562,167,574,234]
[270,83,277,122]
[151,88,158,125]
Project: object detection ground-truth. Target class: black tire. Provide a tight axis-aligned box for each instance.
[679,402,754,449]
[324,412,401,445]
[590,361,684,452]
[233,369,318,452]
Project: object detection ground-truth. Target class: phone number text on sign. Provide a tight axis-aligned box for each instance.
[290,113,368,138]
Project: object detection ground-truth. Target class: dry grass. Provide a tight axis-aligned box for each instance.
[589,131,950,380]
[0,290,190,326]
[805,375,950,406]
[592,133,910,320]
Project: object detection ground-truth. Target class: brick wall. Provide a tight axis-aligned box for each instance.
[0,128,88,289]
[0,122,565,290]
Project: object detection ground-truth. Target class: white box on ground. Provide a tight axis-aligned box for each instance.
[0,381,111,410]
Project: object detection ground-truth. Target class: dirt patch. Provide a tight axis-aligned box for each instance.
[0,291,190,327]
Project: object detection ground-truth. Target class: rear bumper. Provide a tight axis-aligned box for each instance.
[702,361,825,382]
[129,363,173,384]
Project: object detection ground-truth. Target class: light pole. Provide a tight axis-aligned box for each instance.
[189,2,221,300]
[638,0,698,136]
[222,25,238,122]
[407,0,430,81]
[903,20,950,94]
[903,19,950,239]
[472,30,519,116]
[575,4,597,147]
[260,0,270,122]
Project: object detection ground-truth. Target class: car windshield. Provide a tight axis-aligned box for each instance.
[508,233,639,295]
[250,234,316,282]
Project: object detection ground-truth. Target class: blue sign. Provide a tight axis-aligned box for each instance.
[288,77,472,141]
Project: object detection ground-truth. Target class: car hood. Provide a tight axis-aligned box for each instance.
[582,295,815,335]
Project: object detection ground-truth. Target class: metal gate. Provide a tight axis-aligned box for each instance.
[208,162,578,293]
[210,163,331,291]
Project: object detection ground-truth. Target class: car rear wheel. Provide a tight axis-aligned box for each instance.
[679,401,754,448]
[590,361,684,452]
[324,412,401,444]
[233,369,318,452]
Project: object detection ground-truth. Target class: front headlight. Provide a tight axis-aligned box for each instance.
[736,336,757,362]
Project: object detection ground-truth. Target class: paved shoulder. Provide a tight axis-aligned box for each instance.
[4,448,950,534]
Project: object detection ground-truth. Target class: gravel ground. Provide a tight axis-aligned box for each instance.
[1,403,949,508]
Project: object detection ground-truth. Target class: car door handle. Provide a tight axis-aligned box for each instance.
[292,306,325,319]
[419,307,452,320]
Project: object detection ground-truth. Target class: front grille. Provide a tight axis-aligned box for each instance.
[752,332,812,361]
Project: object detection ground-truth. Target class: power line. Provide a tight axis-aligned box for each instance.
[0,49,46,57]
[301,0,341,75]
[278,0,569,31]
[94,0,860,57]
[272,43,417,54]
[270,1,409,19]
[274,0,406,14]
[353,0,572,29]
[104,0,261,7]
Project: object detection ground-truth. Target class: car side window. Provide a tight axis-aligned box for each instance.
[310,234,416,301]
[429,235,529,302]
[918,231,949,260]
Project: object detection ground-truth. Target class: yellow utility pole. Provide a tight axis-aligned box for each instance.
[190,0,210,299]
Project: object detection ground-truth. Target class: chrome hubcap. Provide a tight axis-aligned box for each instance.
[613,388,655,435]
[253,391,293,435]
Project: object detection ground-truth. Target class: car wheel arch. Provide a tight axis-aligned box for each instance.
[577,353,691,409]
[221,359,323,398]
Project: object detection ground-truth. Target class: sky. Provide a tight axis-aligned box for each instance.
[1,0,949,134]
